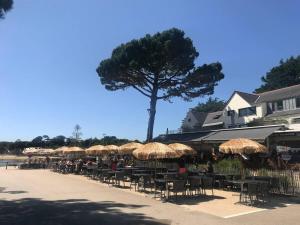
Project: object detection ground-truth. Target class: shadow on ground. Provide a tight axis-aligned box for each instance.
[164,194,225,205]
[0,197,170,225]
[0,187,27,194]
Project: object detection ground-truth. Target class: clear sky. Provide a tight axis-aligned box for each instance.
[1,0,300,142]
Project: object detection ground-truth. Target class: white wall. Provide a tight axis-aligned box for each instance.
[224,93,262,128]
[181,110,198,129]
[286,114,300,131]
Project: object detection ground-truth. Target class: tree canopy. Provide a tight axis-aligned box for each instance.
[255,56,300,93]
[97,28,224,141]
[0,135,131,155]
[193,97,225,113]
[0,0,13,19]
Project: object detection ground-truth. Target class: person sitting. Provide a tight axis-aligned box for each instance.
[117,159,124,169]
[111,158,117,171]
[178,158,187,174]
[206,160,214,173]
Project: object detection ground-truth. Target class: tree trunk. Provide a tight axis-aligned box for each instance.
[146,87,158,142]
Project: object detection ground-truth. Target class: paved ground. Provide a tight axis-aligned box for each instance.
[0,167,299,225]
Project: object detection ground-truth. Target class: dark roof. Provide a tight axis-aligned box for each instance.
[202,111,224,127]
[235,91,259,104]
[266,108,300,118]
[154,131,212,143]
[255,84,300,103]
[198,125,284,143]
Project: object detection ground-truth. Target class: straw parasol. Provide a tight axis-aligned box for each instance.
[22,148,40,156]
[219,138,268,155]
[62,146,85,155]
[85,145,112,155]
[38,148,55,155]
[53,146,69,155]
[132,142,180,160]
[168,143,197,157]
[102,145,119,154]
[118,142,143,154]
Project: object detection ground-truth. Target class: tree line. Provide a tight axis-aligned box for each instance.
[0,135,132,155]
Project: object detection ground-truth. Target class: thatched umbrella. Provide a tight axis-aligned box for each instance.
[38,148,55,156]
[132,142,180,160]
[102,145,119,154]
[22,148,40,156]
[53,146,69,155]
[118,142,143,154]
[168,143,197,157]
[219,138,268,155]
[86,145,112,155]
[63,147,85,155]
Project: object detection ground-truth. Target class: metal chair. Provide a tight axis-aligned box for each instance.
[188,178,202,196]
[201,177,214,196]
[138,175,154,192]
[168,180,187,200]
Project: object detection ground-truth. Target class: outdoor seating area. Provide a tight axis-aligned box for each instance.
[20,141,299,206]
[50,162,277,205]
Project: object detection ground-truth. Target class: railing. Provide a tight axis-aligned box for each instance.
[214,167,300,196]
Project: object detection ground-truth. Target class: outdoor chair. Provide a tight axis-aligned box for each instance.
[111,171,126,187]
[178,172,188,180]
[101,170,112,183]
[246,183,259,205]
[154,179,168,199]
[137,176,154,192]
[270,177,281,194]
[201,177,214,196]
[168,180,187,200]
[188,178,202,196]
[129,174,140,191]
[257,182,270,203]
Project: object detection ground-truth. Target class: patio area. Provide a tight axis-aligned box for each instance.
[1,167,299,225]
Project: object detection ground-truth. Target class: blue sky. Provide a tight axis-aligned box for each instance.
[1,0,300,142]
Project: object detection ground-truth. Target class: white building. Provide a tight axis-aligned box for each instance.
[181,84,300,131]
[223,84,300,130]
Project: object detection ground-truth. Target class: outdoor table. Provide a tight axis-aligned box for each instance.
[154,178,179,199]
[134,169,155,174]
[188,175,205,180]
[132,173,152,177]
[156,172,178,178]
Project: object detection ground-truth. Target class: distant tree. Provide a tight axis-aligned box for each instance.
[97,28,224,141]
[255,56,300,93]
[193,97,225,113]
[0,0,13,19]
[51,135,66,147]
[72,124,82,141]
[31,136,43,147]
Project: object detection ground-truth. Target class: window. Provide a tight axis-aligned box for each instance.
[213,114,221,119]
[227,110,235,116]
[276,100,283,111]
[296,97,300,108]
[238,106,256,117]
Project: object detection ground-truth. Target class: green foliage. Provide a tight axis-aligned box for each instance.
[214,158,243,174]
[0,0,13,19]
[255,56,300,93]
[0,135,132,155]
[97,28,224,140]
[194,97,225,113]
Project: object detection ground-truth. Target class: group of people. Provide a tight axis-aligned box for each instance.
[54,155,134,174]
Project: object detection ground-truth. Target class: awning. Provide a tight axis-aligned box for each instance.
[197,125,284,143]
[154,131,212,143]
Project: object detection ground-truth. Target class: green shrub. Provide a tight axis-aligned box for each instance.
[214,158,242,174]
